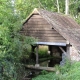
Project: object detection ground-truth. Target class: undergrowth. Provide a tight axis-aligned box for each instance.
[32,61,80,80]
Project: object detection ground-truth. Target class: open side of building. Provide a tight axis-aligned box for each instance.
[20,8,80,66]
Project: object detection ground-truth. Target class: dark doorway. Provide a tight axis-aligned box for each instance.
[48,46,66,67]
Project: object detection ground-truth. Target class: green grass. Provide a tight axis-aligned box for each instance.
[38,46,49,58]
[32,61,80,80]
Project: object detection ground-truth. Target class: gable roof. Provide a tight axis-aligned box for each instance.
[23,8,80,51]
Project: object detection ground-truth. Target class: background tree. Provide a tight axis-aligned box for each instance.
[0,0,35,79]
[65,0,69,14]
[56,0,60,13]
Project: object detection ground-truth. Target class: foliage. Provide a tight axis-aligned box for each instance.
[40,70,48,75]
[1,0,80,80]
[32,72,58,80]
[38,46,48,58]
[14,0,80,24]
[0,0,36,80]
[33,61,80,80]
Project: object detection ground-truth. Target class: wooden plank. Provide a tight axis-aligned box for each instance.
[26,32,59,35]
[27,24,51,28]
[19,34,66,42]
[28,36,65,40]
[27,21,49,25]
[28,18,45,22]
[26,26,51,29]
[36,42,66,46]
[20,31,59,35]
[19,33,66,42]
[25,65,56,72]
[37,39,66,43]
[31,15,42,18]
[27,35,65,39]
[26,28,56,30]
[26,30,58,33]
[21,34,66,41]
[26,33,63,37]
[20,30,58,35]
[27,16,49,24]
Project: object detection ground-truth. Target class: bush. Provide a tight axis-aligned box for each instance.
[33,60,80,80]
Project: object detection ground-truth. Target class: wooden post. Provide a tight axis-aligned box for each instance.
[66,44,71,60]
[35,45,39,67]
[30,45,36,60]
[48,45,53,56]
[36,45,38,64]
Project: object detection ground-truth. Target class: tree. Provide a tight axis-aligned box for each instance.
[56,0,60,13]
[65,0,69,14]
[0,0,36,79]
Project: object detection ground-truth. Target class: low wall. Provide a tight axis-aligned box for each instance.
[70,46,80,61]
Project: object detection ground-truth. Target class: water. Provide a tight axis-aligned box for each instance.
[40,58,61,67]
[23,57,62,79]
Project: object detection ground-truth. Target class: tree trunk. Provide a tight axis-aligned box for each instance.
[56,0,60,13]
[65,0,69,15]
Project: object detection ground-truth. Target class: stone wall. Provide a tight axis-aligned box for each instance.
[70,46,80,61]
[48,45,80,64]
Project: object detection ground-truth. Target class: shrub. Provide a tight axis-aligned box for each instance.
[33,60,80,80]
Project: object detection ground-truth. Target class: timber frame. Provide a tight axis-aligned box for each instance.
[20,8,80,64]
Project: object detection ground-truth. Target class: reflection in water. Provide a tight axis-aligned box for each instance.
[48,58,60,67]
[40,58,62,67]
[40,61,48,67]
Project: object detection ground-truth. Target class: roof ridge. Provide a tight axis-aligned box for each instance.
[32,8,39,14]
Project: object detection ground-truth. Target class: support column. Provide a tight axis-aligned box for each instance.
[48,45,53,56]
[66,44,71,60]
[66,41,72,60]
[30,45,36,60]
[35,45,39,67]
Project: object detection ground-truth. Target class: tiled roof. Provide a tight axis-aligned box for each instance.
[37,9,80,51]
[22,8,80,51]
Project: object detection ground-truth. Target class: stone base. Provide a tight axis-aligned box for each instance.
[35,64,40,67]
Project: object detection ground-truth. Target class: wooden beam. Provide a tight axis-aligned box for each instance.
[36,42,66,46]
[59,47,67,56]
[25,65,55,72]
